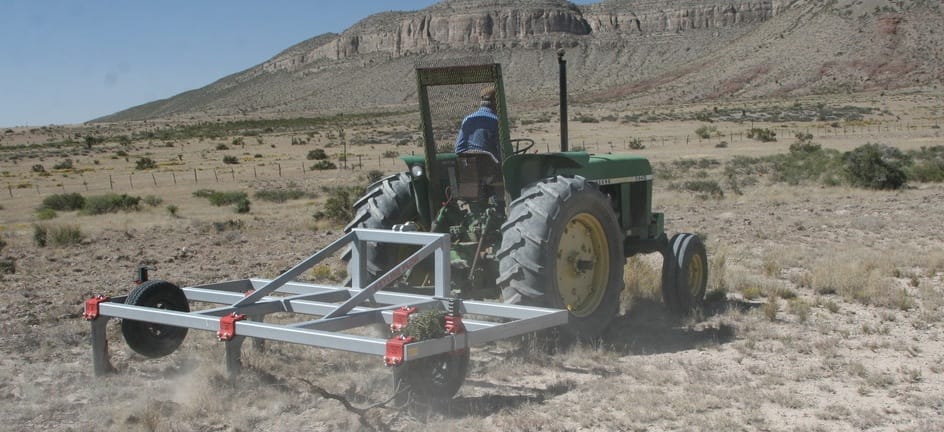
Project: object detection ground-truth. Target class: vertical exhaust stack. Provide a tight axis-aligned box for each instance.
[557,48,569,152]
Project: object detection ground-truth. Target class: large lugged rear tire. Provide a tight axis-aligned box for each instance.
[497,175,623,340]
[121,280,190,358]
[343,172,418,284]
[661,233,708,314]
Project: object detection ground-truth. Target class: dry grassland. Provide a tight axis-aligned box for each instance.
[1,90,942,431]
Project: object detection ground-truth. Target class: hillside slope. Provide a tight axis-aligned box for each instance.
[96,0,944,122]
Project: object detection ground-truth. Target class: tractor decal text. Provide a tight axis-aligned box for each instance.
[594,175,653,185]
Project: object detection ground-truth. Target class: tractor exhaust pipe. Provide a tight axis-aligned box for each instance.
[557,48,569,152]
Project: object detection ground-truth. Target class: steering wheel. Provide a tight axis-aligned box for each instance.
[510,138,535,155]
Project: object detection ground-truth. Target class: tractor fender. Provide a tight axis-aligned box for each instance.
[502,152,589,199]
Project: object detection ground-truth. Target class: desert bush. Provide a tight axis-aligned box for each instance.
[31,164,45,173]
[232,137,245,146]
[307,149,328,160]
[905,145,944,182]
[215,143,229,150]
[746,128,777,142]
[235,198,250,214]
[382,150,399,158]
[212,219,244,232]
[254,187,309,203]
[310,160,337,170]
[33,224,83,247]
[715,141,728,148]
[193,189,248,206]
[628,138,645,150]
[166,204,179,217]
[82,193,142,215]
[53,159,74,170]
[135,157,157,170]
[222,155,239,165]
[843,143,908,190]
[670,180,724,199]
[364,170,384,185]
[40,192,85,211]
[36,208,57,220]
[576,114,599,123]
[116,150,128,157]
[695,125,718,139]
[143,195,163,207]
[314,186,362,223]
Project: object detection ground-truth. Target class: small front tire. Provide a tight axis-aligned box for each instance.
[121,280,190,358]
[662,233,708,314]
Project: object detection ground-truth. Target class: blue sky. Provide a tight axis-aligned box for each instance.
[0,1,592,127]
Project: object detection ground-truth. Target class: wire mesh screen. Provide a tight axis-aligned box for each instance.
[417,62,504,156]
[427,84,489,153]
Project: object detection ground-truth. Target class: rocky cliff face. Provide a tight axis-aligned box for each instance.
[262,0,777,72]
[98,0,944,122]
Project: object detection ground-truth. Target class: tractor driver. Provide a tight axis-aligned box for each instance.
[454,86,501,163]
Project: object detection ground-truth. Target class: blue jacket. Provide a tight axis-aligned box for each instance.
[455,107,500,161]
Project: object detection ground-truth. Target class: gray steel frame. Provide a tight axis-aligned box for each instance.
[88,228,567,376]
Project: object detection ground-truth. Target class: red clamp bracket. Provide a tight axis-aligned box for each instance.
[84,295,110,320]
[218,312,247,341]
[384,335,415,366]
[444,314,466,335]
[390,306,417,333]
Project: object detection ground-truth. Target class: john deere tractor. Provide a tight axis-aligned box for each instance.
[345,55,707,341]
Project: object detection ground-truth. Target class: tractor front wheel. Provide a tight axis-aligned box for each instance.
[661,233,708,314]
[497,175,623,341]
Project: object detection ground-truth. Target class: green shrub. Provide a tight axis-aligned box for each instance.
[307,149,328,160]
[193,189,248,206]
[235,198,251,214]
[41,192,85,211]
[222,155,239,164]
[143,195,164,207]
[82,194,142,215]
[216,143,229,150]
[628,138,645,150]
[166,204,179,217]
[695,125,718,139]
[135,157,157,170]
[746,128,777,142]
[31,164,45,173]
[382,150,399,158]
[36,208,57,220]
[314,186,362,223]
[843,143,908,190]
[311,160,337,170]
[671,180,724,199]
[254,187,309,203]
[53,159,74,170]
[33,224,47,247]
[906,146,944,182]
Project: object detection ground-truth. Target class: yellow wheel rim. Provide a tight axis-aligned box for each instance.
[556,213,610,317]
[686,251,706,296]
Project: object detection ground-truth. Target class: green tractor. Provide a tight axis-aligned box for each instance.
[345,55,707,340]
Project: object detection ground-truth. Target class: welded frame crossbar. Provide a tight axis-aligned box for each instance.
[87,228,567,377]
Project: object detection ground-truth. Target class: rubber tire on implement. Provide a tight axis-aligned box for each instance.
[661,233,708,314]
[121,280,190,358]
[343,172,419,285]
[497,175,623,341]
[393,350,470,406]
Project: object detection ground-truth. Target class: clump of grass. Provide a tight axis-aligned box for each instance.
[789,298,811,323]
[254,187,310,203]
[82,194,141,215]
[40,192,85,211]
[166,204,179,217]
[400,310,446,340]
[212,219,244,232]
[669,180,724,199]
[307,149,328,160]
[193,189,247,206]
[33,224,83,247]
[235,198,250,214]
[310,160,337,170]
[746,128,776,142]
[764,293,779,321]
[620,255,661,313]
[143,195,163,207]
[222,155,239,165]
[36,208,57,220]
[135,157,156,170]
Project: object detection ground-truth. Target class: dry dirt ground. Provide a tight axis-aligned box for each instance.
[1,92,943,431]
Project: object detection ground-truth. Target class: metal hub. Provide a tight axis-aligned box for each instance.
[556,213,610,317]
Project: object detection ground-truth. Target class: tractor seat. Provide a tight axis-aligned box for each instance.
[455,151,502,201]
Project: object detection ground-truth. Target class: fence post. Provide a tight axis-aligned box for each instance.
[152,173,157,187]
[253,166,257,178]
[7,185,11,198]
[193,168,198,183]
[231,168,235,181]
[109,175,114,190]
[129,174,134,190]
[278,163,282,177]
[214,170,219,182]
[172,172,177,185]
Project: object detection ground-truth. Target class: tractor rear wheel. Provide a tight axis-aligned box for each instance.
[344,172,419,285]
[497,175,623,341]
[661,233,708,314]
